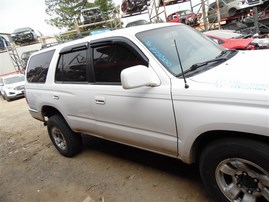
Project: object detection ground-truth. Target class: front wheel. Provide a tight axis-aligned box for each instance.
[199,138,269,202]
[47,114,82,157]
[3,92,10,101]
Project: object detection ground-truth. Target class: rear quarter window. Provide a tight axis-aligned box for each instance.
[26,50,55,83]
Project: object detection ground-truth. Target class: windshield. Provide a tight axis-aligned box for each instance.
[14,27,31,33]
[136,24,225,76]
[4,75,25,84]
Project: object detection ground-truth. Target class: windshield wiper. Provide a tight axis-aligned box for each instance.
[216,50,229,58]
[187,57,227,72]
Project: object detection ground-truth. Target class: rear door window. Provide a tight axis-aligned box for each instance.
[55,49,88,83]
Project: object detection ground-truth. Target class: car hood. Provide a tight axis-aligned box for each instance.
[190,50,269,93]
[223,38,253,49]
[4,81,25,89]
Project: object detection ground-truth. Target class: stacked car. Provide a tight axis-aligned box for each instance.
[11,27,38,45]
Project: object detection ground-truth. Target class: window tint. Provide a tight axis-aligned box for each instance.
[55,49,87,82]
[26,50,55,83]
[93,44,145,83]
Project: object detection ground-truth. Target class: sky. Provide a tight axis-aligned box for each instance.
[0,0,63,36]
[0,0,196,36]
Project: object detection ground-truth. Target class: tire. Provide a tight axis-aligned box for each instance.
[3,92,10,101]
[47,114,82,157]
[199,138,269,202]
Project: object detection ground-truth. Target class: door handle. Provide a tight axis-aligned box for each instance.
[53,95,59,100]
[95,96,105,105]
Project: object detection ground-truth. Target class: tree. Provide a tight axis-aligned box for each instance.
[45,0,88,29]
[93,0,114,19]
[45,0,115,30]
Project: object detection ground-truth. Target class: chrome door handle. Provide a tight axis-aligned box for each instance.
[95,96,105,105]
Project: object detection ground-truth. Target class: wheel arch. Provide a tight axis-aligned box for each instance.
[190,130,269,164]
[228,7,237,17]
[41,105,63,120]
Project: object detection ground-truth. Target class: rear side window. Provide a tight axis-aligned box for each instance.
[26,50,55,83]
[55,49,87,83]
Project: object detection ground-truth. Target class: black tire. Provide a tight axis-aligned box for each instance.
[199,138,269,202]
[3,92,10,101]
[47,114,82,157]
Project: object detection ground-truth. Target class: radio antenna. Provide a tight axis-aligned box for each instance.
[174,40,189,89]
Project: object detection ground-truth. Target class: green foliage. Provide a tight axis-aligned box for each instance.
[94,0,114,19]
[45,0,115,30]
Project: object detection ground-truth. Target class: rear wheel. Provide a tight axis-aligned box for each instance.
[47,114,82,157]
[199,138,269,202]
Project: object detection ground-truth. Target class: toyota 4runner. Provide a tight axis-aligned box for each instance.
[25,23,269,202]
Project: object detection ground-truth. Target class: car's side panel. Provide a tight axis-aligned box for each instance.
[91,83,178,156]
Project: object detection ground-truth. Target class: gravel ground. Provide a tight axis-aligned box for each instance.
[0,97,214,202]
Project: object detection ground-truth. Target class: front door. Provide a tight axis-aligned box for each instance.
[90,38,178,156]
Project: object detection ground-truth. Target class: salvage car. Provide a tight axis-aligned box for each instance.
[0,35,10,51]
[207,0,263,23]
[21,50,39,69]
[0,74,25,101]
[205,29,269,50]
[25,23,269,202]
[11,27,38,45]
[121,0,148,14]
[125,19,150,27]
[81,7,104,25]
[167,10,201,26]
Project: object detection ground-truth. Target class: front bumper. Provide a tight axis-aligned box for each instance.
[12,33,34,43]
[5,89,25,99]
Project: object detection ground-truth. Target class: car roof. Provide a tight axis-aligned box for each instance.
[14,27,33,33]
[33,23,178,55]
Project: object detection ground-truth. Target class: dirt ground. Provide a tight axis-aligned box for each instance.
[0,97,214,202]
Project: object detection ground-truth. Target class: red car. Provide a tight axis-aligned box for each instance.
[204,30,256,50]
[167,10,201,26]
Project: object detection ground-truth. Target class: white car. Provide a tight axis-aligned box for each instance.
[0,74,25,101]
[25,23,269,202]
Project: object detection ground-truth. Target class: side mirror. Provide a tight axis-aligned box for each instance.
[121,65,160,89]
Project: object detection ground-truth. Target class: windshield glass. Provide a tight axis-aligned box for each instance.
[14,27,31,33]
[4,75,25,84]
[136,24,225,75]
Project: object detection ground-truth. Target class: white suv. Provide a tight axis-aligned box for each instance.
[25,23,269,202]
